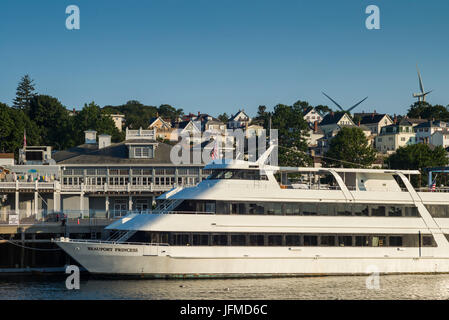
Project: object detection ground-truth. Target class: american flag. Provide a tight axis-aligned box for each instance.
[210,141,219,160]
[430,176,437,192]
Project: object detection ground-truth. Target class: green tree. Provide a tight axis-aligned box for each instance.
[13,74,36,111]
[324,127,376,168]
[387,144,448,170]
[104,100,158,129]
[73,102,123,145]
[407,102,449,121]
[253,105,270,128]
[315,104,332,115]
[28,95,73,150]
[0,102,40,157]
[387,144,448,187]
[217,112,229,123]
[158,104,184,120]
[271,104,312,166]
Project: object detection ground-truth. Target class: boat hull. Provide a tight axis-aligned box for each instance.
[56,240,449,278]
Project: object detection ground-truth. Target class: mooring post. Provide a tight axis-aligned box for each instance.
[20,230,25,269]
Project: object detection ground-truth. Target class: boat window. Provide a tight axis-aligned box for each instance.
[371,236,386,247]
[171,200,420,218]
[285,235,301,246]
[212,234,228,246]
[353,204,369,216]
[207,169,267,181]
[231,234,246,246]
[193,234,209,246]
[143,232,436,247]
[304,235,318,246]
[248,234,265,246]
[371,206,386,216]
[355,236,369,246]
[267,235,283,246]
[338,236,352,247]
[388,206,403,217]
[320,235,335,246]
[424,205,449,218]
[389,236,403,246]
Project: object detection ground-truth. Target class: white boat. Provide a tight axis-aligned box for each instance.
[55,147,449,277]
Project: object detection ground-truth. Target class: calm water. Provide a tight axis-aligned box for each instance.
[1,274,449,299]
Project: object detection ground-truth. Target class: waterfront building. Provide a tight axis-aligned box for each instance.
[0,129,210,223]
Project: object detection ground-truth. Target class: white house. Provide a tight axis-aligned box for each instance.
[319,112,355,134]
[415,120,448,145]
[302,107,323,126]
[375,119,416,153]
[359,113,393,136]
[228,110,251,129]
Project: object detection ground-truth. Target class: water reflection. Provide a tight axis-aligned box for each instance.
[1,274,449,300]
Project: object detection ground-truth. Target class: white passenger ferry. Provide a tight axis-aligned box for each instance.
[55,147,449,277]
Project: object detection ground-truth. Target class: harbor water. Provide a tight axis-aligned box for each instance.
[1,274,449,300]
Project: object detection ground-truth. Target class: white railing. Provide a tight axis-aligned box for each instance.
[0,181,58,190]
[125,128,156,140]
[0,210,123,225]
[61,183,181,192]
[416,187,449,193]
[58,238,169,246]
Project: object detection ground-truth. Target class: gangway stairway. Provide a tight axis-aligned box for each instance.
[107,229,137,243]
[152,199,183,214]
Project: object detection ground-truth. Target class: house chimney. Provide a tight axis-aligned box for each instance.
[84,130,97,144]
[394,114,397,124]
[156,112,159,118]
[98,134,111,149]
[314,120,318,133]
[372,112,375,119]
[198,111,200,117]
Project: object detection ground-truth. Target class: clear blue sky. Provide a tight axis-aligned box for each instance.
[1,0,448,117]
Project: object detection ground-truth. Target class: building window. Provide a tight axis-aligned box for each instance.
[133,146,153,158]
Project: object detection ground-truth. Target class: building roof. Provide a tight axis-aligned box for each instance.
[319,112,348,126]
[359,113,389,125]
[229,110,250,122]
[53,141,177,165]
[415,120,448,129]
[397,118,414,126]
[302,107,314,116]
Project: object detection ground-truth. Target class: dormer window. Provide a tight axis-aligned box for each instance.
[134,146,152,158]
[126,143,156,159]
